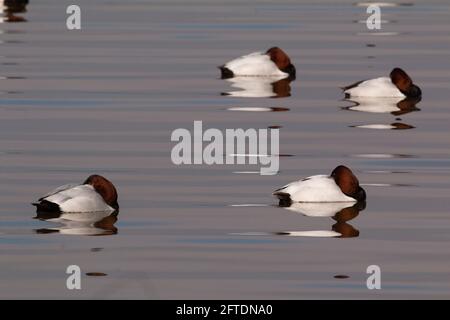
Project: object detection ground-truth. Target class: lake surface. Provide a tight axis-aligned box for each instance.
[1,0,450,299]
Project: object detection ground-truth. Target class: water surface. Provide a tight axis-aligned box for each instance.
[1,0,450,299]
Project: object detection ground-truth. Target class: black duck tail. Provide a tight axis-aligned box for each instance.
[32,200,61,214]
[218,66,234,79]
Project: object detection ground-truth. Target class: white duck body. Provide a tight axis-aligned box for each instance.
[223,52,288,77]
[40,184,115,213]
[344,77,406,98]
[276,175,356,203]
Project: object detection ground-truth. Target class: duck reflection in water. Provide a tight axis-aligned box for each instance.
[350,122,415,130]
[221,76,293,98]
[277,201,365,238]
[343,96,421,116]
[1,0,29,23]
[344,96,420,130]
[34,210,119,236]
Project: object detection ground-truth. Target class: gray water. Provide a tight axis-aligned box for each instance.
[1,0,450,299]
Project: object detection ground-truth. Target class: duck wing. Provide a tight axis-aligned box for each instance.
[38,183,80,201]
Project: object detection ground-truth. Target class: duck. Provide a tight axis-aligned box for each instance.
[343,68,421,98]
[273,165,366,204]
[219,47,296,80]
[33,175,119,214]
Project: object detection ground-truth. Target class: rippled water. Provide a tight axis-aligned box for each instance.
[1,0,450,299]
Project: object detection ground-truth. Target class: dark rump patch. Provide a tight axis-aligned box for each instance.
[32,200,61,214]
[273,191,292,207]
[35,229,59,234]
[219,66,234,79]
[275,231,291,235]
